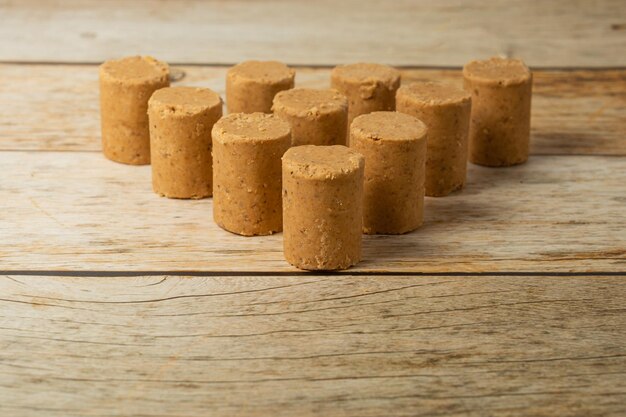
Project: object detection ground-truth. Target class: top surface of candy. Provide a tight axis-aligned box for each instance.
[283,145,364,180]
[397,82,471,107]
[463,57,532,86]
[213,112,291,143]
[273,88,348,117]
[149,86,222,116]
[228,60,295,84]
[100,56,169,84]
[351,111,427,142]
[331,63,401,88]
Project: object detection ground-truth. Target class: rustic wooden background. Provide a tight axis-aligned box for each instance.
[0,1,625,416]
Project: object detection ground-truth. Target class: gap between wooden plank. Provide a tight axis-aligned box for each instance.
[1,149,624,158]
[2,271,624,278]
[1,60,626,71]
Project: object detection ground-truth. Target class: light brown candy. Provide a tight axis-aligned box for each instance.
[212,113,291,236]
[463,57,533,167]
[282,145,364,270]
[148,86,222,199]
[272,88,348,146]
[396,82,471,197]
[226,60,295,114]
[99,56,169,165]
[350,112,427,234]
[331,63,401,132]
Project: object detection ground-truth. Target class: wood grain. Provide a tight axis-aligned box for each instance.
[1,64,624,155]
[1,274,624,417]
[2,2,624,415]
[1,0,625,67]
[1,151,624,273]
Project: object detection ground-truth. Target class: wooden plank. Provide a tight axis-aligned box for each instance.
[1,0,625,67]
[1,64,624,155]
[0,151,624,273]
[1,274,624,416]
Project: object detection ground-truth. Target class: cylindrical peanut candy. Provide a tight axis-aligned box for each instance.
[148,86,222,199]
[272,88,348,146]
[99,56,169,165]
[351,111,427,234]
[463,57,533,167]
[282,145,364,270]
[212,113,291,236]
[331,63,401,130]
[226,60,295,114]
[396,82,471,197]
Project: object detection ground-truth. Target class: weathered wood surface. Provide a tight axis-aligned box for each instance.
[1,274,624,417]
[1,1,625,415]
[1,151,624,273]
[1,64,625,155]
[1,0,625,67]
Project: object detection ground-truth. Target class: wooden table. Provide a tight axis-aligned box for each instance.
[1,1,625,416]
